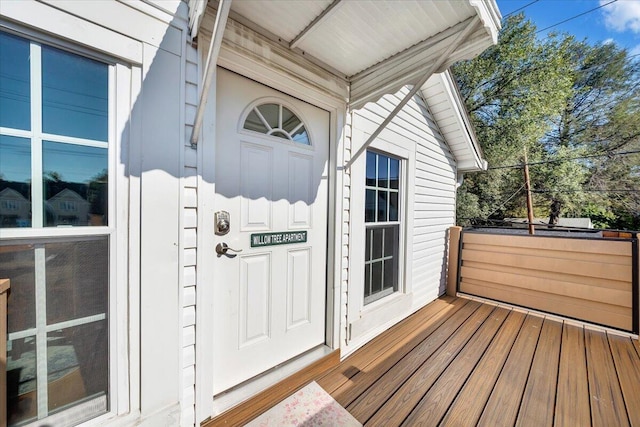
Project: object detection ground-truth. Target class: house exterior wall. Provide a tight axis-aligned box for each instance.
[3,3,468,426]
[343,87,457,354]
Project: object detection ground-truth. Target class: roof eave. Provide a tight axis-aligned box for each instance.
[421,70,488,173]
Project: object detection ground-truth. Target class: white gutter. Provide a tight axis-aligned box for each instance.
[344,16,480,170]
[190,0,232,147]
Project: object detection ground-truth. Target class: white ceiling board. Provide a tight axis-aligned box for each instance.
[220,0,498,79]
[194,0,500,111]
[230,0,333,42]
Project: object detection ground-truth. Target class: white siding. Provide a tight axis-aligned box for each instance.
[344,85,456,352]
[181,40,199,427]
[341,112,353,346]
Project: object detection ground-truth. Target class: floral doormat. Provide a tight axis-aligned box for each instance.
[246,381,362,426]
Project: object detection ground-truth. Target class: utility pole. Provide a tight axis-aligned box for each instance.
[523,147,535,235]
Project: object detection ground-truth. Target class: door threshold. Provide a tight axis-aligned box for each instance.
[208,345,338,425]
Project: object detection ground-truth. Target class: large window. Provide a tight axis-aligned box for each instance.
[364,151,401,304]
[1,30,111,426]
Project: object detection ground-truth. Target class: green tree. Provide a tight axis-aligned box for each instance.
[538,41,640,226]
[452,14,573,224]
[454,14,640,230]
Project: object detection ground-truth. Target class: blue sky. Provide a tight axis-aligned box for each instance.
[496,0,640,56]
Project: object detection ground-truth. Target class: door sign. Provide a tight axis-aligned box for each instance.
[250,231,307,247]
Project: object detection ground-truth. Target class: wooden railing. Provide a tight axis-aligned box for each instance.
[1,278,9,427]
[448,228,639,333]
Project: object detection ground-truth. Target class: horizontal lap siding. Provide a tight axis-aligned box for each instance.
[181,42,199,427]
[406,90,455,300]
[459,232,635,332]
[359,87,456,301]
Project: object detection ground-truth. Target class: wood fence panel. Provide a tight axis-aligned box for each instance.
[458,231,636,332]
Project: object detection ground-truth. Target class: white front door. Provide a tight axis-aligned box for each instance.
[212,68,330,394]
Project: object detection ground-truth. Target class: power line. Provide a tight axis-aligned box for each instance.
[503,0,541,19]
[532,188,640,193]
[485,184,525,219]
[535,0,618,34]
[488,149,640,170]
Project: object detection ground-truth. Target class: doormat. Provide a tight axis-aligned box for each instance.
[245,381,362,426]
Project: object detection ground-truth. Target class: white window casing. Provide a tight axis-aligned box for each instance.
[0,23,138,426]
[347,128,416,345]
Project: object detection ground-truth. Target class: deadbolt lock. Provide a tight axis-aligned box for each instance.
[214,210,230,235]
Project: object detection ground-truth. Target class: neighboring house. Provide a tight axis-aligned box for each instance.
[45,188,91,226]
[0,1,500,426]
[0,188,30,227]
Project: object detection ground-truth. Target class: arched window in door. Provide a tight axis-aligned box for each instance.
[243,102,310,145]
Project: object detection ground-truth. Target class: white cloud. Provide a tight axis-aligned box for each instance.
[600,0,640,33]
[603,38,615,44]
[631,43,640,55]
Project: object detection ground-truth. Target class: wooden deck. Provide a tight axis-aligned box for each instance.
[317,296,640,427]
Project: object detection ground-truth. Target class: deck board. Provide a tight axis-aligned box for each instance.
[439,309,526,426]
[633,336,640,358]
[515,318,562,427]
[401,306,510,426]
[346,300,483,422]
[585,329,630,427]
[363,303,496,426]
[319,296,468,404]
[477,314,544,427]
[608,334,640,427]
[318,296,457,394]
[554,323,591,427]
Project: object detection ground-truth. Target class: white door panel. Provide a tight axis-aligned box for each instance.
[212,68,329,394]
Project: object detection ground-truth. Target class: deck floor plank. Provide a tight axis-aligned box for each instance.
[215,296,640,427]
[632,337,640,359]
[400,306,510,426]
[585,329,630,427]
[362,304,496,426]
[319,297,469,404]
[515,318,563,427]
[554,323,591,427]
[439,310,527,427]
[608,334,640,427]
[477,314,544,427]
[317,296,457,394]
[343,300,483,420]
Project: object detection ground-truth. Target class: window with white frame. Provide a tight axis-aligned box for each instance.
[243,102,311,145]
[364,150,401,304]
[1,30,111,426]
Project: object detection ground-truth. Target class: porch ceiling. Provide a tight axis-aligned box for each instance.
[190,0,501,109]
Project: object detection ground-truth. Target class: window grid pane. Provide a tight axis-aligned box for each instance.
[0,32,109,230]
[4,237,109,425]
[243,102,311,145]
[1,135,32,228]
[42,45,108,141]
[364,150,401,304]
[0,32,31,131]
[364,226,400,303]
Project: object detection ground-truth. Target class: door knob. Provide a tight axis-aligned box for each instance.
[216,242,243,257]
